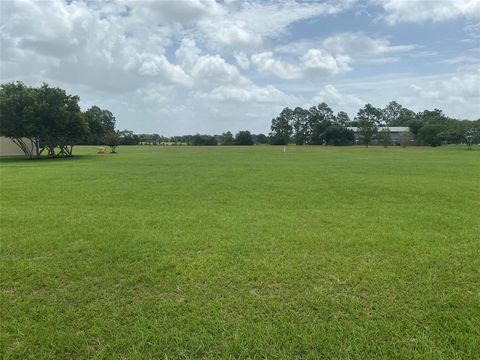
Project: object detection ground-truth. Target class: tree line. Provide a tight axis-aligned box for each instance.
[2,82,479,159]
[269,101,480,148]
[112,131,269,146]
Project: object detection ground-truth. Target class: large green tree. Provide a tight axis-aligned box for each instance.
[0,82,40,158]
[270,107,293,145]
[291,107,309,145]
[355,104,382,147]
[382,101,402,125]
[84,106,116,145]
[335,111,351,127]
[0,82,88,158]
[34,84,88,157]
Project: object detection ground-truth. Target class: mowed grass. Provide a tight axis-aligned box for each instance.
[1,145,479,359]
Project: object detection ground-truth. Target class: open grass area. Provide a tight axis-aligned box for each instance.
[1,145,479,359]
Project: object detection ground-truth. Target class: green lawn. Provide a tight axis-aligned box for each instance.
[1,145,479,359]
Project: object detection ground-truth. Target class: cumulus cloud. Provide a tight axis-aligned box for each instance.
[411,70,480,103]
[322,32,416,55]
[127,0,223,24]
[196,83,298,104]
[312,84,364,108]
[301,49,352,76]
[233,52,250,70]
[251,52,303,79]
[1,0,478,134]
[250,50,352,79]
[197,0,352,48]
[375,0,480,24]
[175,39,246,87]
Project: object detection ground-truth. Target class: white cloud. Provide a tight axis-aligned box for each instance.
[127,0,223,24]
[301,49,352,76]
[375,0,480,24]
[196,84,299,104]
[1,0,478,135]
[250,50,352,79]
[175,38,246,87]
[322,32,417,55]
[312,84,364,108]
[197,0,352,48]
[233,52,250,70]
[411,70,480,103]
[251,52,303,79]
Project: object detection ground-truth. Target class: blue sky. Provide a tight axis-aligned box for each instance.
[1,0,479,135]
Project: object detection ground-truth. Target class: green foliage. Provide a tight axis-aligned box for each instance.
[382,101,402,125]
[221,131,234,145]
[84,106,116,145]
[104,132,120,153]
[270,107,293,145]
[377,128,393,148]
[1,146,479,358]
[191,134,218,146]
[0,82,39,158]
[417,124,444,147]
[254,133,268,144]
[323,125,355,145]
[0,82,88,158]
[235,130,254,145]
[118,129,140,145]
[292,107,309,145]
[355,104,383,126]
[335,111,351,126]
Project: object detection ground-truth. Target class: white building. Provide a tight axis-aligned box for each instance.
[0,137,34,156]
[347,127,410,145]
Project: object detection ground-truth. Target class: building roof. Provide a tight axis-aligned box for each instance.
[347,126,409,132]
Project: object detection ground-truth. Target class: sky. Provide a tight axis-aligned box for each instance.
[1,0,479,135]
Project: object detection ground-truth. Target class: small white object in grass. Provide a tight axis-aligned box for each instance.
[283,146,286,153]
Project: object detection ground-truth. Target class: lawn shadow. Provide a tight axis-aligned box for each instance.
[0,154,97,164]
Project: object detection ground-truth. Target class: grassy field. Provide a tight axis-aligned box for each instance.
[1,145,479,359]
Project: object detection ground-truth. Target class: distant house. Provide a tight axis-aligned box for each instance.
[347,127,410,145]
[0,137,34,156]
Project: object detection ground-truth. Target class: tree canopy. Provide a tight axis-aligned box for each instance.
[0,82,90,158]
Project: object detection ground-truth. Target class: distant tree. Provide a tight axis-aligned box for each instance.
[307,103,335,145]
[378,128,393,148]
[462,122,480,150]
[191,134,217,146]
[323,125,355,145]
[417,109,449,125]
[292,107,309,145]
[417,124,443,147]
[84,106,116,145]
[391,107,416,126]
[152,133,161,145]
[355,104,381,147]
[235,130,254,145]
[307,102,335,143]
[104,132,120,153]
[356,120,377,147]
[408,118,423,139]
[270,107,293,145]
[356,104,383,126]
[221,131,234,145]
[335,111,351,126]
[382,101,402,125]
[254,133,268,144]
[118,129,140,145]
